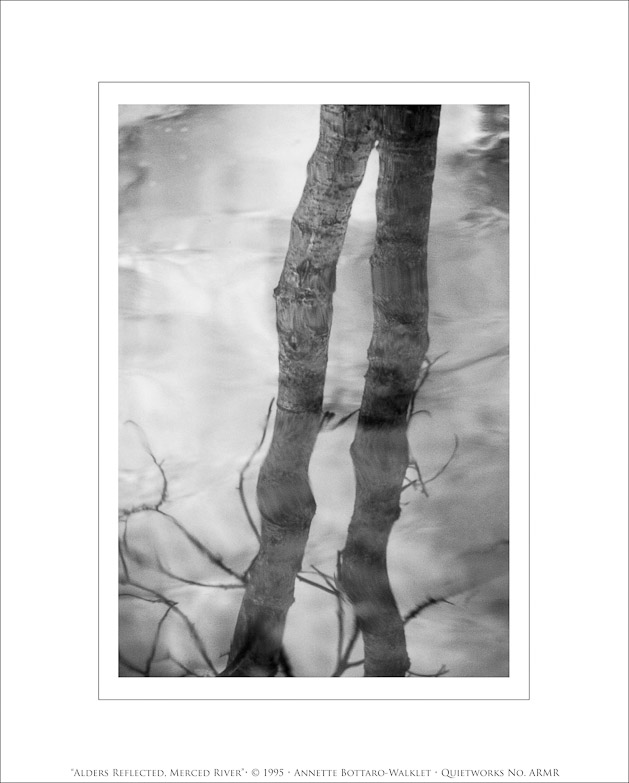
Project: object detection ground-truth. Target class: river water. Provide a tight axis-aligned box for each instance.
[118,104,509,677]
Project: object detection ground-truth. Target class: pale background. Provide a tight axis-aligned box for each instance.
[1,2,627,782]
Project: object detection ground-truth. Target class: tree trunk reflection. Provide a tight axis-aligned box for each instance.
[224,105,440,676]
[340,106,440,677]
[224,106,375,676]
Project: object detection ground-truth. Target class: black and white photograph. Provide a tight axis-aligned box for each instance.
[2,2,627,782]
[117,102,511,680]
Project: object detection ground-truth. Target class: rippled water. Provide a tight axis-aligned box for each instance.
[118,104,509,677]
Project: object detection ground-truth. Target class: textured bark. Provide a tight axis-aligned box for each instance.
[340,106,440,677]
[224,106,375,676]
[275,105,376,413]
[224,410,320,676]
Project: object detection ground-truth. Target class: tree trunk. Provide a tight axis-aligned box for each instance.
[224,106,376,676]
[275,104,377,413]
[340,106,441,677]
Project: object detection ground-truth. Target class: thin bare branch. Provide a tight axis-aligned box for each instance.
[123,420,168,509]
[425,435,459,485]
[159,511,245,582]
[406,352,448,423]
[237,398,275,543]
[309,565,338,593]
[144,604,175,676]
[119,593,165,603]
[401,435,459,497]
[408,457,429,497]
[123,578,217,674]
[169,657,201,677]
[118,541,130,583]
[154,556,244,590]
[418,351,449,392]
[329,408,360,430]
[331,621,361,677]
[335,588,345,667]
[119,653,146,676]
[296,574,338,596]
[408,664,449,677]
[403,595,454,624]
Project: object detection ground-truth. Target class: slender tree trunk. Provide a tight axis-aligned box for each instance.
[224,106,376,676]
[340,106,441,677]
[275,105,376,413]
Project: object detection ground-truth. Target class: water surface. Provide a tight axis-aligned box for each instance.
[118,104,509,677]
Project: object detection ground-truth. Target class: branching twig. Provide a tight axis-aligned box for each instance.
[121,579,217,675]
[158,511,245,582]
[406,352,448,423]
[124,420,168,509]
[296,574,338,596]
[401,435,459,497]
[309,565,338,594]
[406,457,428,497]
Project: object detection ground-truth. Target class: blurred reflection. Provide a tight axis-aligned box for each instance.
[340,106,440,677]
[224,106,375,676]
[223,410,320,676]
[118,104,510,678]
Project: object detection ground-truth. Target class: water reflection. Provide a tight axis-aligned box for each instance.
[118,103,509,678]
[338,106,440,677]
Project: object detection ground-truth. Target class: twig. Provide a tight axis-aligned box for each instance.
[335,588,345,667]
[169,656,201,676]
[144,605,175,676]
[119,593,165,603]
[425,435,459,485]
[407,457,429,497]
[309,566,338,593]
[408,664,449,677]
[329,408,360,430]
[406,353,448,423]
[409,409,432,420]
[418,352,448,392]
[123,420,168,509]
[154,555,244,590]
[237,398,274,543]
[122,579,217,675]
[296,574,338,596]
[403,595,453,624]
[331,622,361,677]
[342,657,364,671]
[401,435,459,496]
[118,541,130,583]
[119,653,146,676]
[159,511,245,582]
